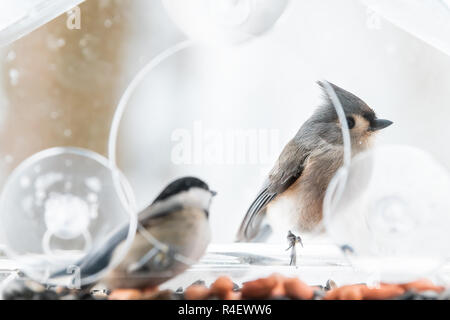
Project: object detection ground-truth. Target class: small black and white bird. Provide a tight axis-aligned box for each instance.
[56,176,215,290]
[236,81,393,242]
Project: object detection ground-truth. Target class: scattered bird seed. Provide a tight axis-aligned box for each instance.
[191,279,206,286]
[325,279,337,291]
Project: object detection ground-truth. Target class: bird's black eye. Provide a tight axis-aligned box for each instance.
[346,116,355,129]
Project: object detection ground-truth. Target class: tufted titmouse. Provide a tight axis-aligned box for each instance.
[54,176,215,290]
[236,81,393,242]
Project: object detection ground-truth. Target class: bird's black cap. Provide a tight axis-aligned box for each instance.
[152,176,211,203]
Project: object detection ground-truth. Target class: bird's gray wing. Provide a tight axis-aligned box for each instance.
[236,138,310,242]
[50,223,129,281]
[51,204,179,281]
[77,224,129,278]
[138,202,183,227]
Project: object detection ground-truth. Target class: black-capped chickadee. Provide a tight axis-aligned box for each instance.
[236,81,393,242]
[56,176,215,290]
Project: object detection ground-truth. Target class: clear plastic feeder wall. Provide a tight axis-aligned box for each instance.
[110,42,326,241]
[0,0,450,291]
[161,0,290,45]
[0,148,137,286]
[323,145,450,283]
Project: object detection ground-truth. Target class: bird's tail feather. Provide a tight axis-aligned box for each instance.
[236,186,276,242]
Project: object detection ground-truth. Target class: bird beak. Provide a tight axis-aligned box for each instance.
[370,119,393,131]
[210,190,218,197]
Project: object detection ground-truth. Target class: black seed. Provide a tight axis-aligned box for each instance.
[313,290,326,300]
[325,279,337,291]
[191,279,206,287]
[418,290,439,300]
[394,290,420,300]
